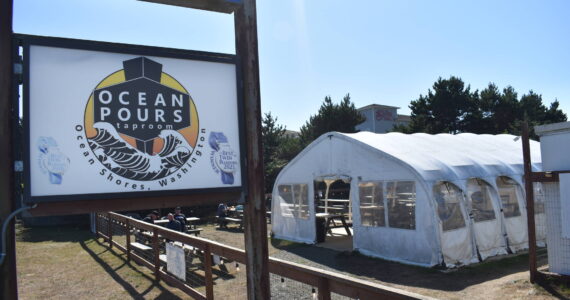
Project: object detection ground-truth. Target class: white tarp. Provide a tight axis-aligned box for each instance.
[272,132,542,267]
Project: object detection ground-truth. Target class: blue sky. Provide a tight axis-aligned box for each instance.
[14,0,570,131]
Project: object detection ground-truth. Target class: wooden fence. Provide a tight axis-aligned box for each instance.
[95,212,431,300]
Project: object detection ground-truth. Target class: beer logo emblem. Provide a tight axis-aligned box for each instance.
[84,57,199,181]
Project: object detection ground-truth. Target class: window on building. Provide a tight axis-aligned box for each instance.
[386,181,416,230]
[467,179,496,222]
[278,184,309,219]
[433,182,466,231]
[358,181,385,227]
[496,177,522,218]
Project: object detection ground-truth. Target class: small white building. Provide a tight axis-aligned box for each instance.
[536,122,570,275]
[356,104,411,133]
[271,131,545,267]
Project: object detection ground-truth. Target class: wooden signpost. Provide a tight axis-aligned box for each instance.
[233,2,271,298]
[1,1,17,298]
[1,0,270,299]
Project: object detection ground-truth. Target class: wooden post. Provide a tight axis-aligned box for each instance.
[95,213,100,238]
[204,244,214,300]
[234,1,271,299]
[318,277,331,300]
[107,213,113,248]
[0,1,18,299]
[152,227,160,281]
[522,121,538,283]
[125,218,131,262]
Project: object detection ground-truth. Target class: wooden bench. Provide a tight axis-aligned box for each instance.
[130,242,152,253]
[216,216,243,229]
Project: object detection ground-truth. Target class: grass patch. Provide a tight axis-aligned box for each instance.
[16,224,188,299]
[539,276,570,298]
[458,253,528,274]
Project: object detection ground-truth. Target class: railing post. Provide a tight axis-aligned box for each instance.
[204,244,214,300]
[152,227,160,282]
[107,212,112,248]
[318,277,331,300]
[95,213,100,238]
[125,218,131,262]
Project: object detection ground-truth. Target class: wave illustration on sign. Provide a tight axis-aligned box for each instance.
[88,122,193,181]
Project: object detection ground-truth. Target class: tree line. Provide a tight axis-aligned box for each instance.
[393,76,566,136]
[262,76,567,193]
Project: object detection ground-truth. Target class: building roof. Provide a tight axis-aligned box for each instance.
[397,114,411,121]
[284,130,300,138]
[357,104,400,111]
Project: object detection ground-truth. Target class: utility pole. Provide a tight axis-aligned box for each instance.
[0,0,18,298]
[234,0,271,298]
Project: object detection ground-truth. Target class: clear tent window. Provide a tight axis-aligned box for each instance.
[278,184,309,219]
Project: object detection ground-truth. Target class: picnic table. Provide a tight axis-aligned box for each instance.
[216,216,243,229]
[315,213,352,237]
[154,217,202,235]
[154,217,200,225]
[227,207,244,218]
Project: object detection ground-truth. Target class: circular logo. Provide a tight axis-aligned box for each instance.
[214,143,238,173]
[42,149,70,174]
[84,57,199,181]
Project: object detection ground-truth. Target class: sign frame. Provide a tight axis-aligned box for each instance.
[17,34,247,204]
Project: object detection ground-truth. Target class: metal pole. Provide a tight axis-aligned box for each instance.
[234,0,270,299]
[522,121,538,283]
[0,0,18,299]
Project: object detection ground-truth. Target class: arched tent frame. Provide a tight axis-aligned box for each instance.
[272,132,542,267]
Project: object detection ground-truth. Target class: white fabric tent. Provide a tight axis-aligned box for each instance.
[271,132,544,267]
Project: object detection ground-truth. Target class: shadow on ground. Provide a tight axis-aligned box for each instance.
[16,225,91,243]
[271,238,544,293]
[80,239,183,300]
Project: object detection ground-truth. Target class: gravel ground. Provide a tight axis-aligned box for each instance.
[198,223,564,300]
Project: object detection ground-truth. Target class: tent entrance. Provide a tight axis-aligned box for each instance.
[314,177,353,251]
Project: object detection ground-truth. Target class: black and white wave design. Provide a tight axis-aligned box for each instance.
[88,122,193,181]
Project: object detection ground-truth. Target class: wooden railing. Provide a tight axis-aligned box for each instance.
[95,212,431,300]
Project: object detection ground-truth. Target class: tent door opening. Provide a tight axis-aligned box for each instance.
[465,178,508,260]
[313,177,353,250]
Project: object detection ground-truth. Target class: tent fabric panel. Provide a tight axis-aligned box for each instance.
[496,176,529,252]
[271,141,334,242]
[465,178,508,260]
[344,132,542,183]
[433,181,477,267]
[353,180,440,267]
[439,224,477,267]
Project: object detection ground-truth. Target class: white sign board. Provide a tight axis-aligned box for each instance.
[166,242,186,281]
[24,37,243,203]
